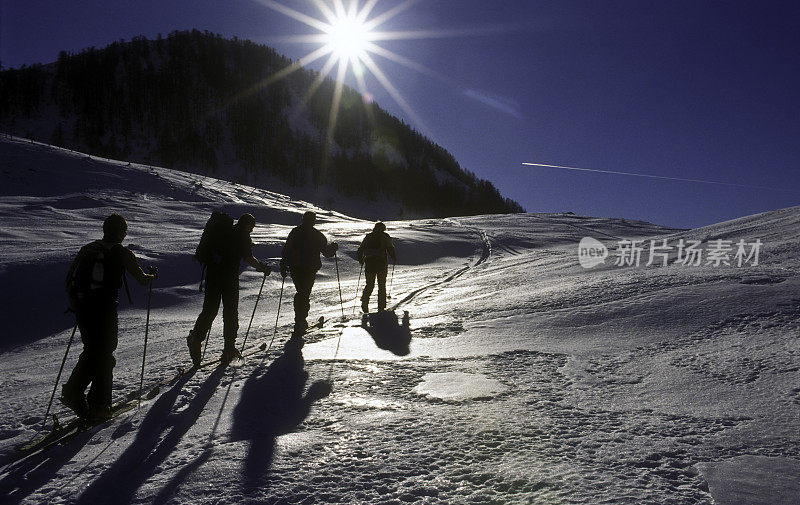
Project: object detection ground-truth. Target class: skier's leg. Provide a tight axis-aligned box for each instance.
[64,348,91,397]
[63,306,98,409]
[377,269,387,312]
[298,271,315,325]
[221,274,240,355]
[291,269,315,328]
[291,273,305,326]
[87,353,115,416]
[188,274,222,365]
[86,306,118,414]
[192,276,223,339]
[362,269,376,312]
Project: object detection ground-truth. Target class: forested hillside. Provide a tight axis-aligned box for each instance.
[0,30,523,217]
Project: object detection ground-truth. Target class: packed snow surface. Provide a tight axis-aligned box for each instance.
[1,136,799,504]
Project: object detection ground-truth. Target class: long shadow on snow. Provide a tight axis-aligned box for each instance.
[230,339,329,491]
[151,446,213,505]
[73,366,227,505]
[0,419,104,505]
[361,310,412,356]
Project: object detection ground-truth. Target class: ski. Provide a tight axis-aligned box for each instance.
[9,366,187,467]
[14,398,139,459]
[16,418,82,454]
[8,326,301,469]
[286,315,325,338]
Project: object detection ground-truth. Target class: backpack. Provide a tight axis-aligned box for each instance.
[359,232,386,260]
[195,211,234,265]
[65,241,127,309]
[195,211,234,291]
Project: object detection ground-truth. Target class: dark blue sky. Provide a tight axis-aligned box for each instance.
[2,0,798,228]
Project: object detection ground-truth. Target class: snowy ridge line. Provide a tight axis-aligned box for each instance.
[0,134,354,224]
[528,213,624,241]
[391,221,491,310]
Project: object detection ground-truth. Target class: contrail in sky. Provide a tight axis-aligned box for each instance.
[522,162,786,192]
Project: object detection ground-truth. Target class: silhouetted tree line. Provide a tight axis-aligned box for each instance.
[0,30,524,217]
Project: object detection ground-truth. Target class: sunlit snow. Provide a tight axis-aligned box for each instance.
[1,136,799,504]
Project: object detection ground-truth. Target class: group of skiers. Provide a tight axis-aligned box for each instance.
[60,211,396,422]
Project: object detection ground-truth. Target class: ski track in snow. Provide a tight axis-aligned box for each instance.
[1,136,800,505]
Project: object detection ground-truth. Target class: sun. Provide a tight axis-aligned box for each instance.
[324,13,371,61]
[252,0,448,141]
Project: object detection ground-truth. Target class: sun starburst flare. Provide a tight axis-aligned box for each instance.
[244,0,516,163]
[247,0,469,143]
[324,11,372,60]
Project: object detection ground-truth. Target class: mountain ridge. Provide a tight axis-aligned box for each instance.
[0,29,524,219]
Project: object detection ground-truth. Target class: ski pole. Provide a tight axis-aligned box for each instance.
[240,271,268,354]
[334,252,345,320]
[327,328,344,383]
[352,263,363,315]
[139,271,155,407]
[265,275,286,355]
[200,324,211,363]
[388,262,396,299]
[42,321,78,429]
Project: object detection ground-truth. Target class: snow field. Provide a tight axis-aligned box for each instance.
[1,137,799,504]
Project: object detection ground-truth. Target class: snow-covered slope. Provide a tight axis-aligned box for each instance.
[1,136,798,504]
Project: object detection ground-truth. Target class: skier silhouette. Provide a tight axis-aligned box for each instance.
[279,211,338,335]
[187,213,271,366]
[61,213,156,421]
[357,222,396,313]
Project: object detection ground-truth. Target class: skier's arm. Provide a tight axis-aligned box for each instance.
[280,230,295,268]
[245,253,270,273]
[320,231,338,258]
[386,236,397,263]
[243,236,270,273]
[357,237,366,264]
[121,248,155,285]
[279,230,295,277]
[322,242,338,257]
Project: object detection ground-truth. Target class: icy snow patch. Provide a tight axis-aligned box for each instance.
[697,456,800,505]
[413,371,508,401]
